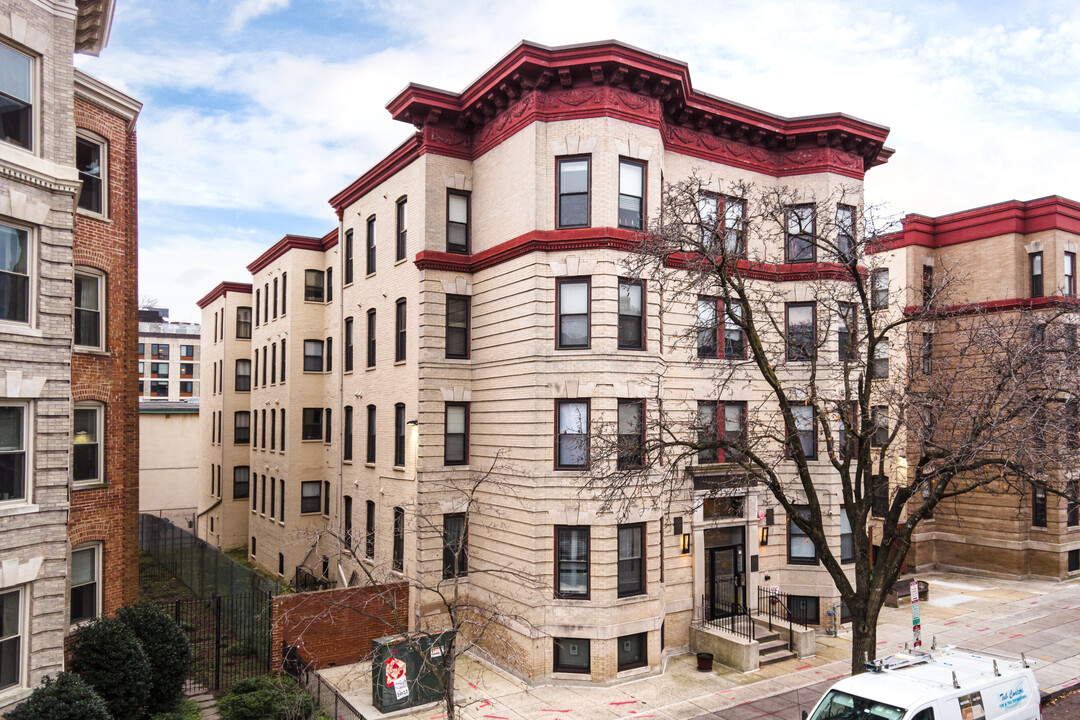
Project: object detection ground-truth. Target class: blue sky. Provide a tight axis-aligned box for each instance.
[76,0,1080,322]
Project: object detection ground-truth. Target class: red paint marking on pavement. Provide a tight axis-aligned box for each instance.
[541,710,571,713]
[796,665,812,670]
[468,682,480,690]
[827,675,845,681]
[877,641,888,645]
[1009,634,1022,639]
[610,701,637,706]
[978,628,990,632]
[1062,678,1079,688]
[482,715,509,719]
[478,701,491,709]
[1031,601,1039,605]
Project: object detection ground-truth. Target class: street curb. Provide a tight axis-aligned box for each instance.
[1040,684,1078,706]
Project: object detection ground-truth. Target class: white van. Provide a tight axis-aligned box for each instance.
[803,647,1041,720]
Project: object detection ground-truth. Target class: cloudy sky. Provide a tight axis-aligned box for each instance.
[76,0,1080,322]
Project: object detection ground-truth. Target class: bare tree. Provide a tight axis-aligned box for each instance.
[584,176,1080,674]
[138,295,160,310]
[278,454,543,720]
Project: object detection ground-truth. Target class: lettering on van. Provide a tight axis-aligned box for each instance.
[997,682,1026,710]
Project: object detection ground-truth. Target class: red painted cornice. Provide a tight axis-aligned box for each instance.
[415,226,859,282]
[196,281,252,309]
[329,136,422,218]
[904,295,1080,317]
[247,229,339,274]
[330,41,893,216]
[873,196,1080,252]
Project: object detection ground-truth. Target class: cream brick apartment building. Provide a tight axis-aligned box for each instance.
[199,40,1080,684]
[0,0,142,710]
[198,40,904,683]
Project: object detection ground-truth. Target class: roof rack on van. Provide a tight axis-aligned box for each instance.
[864,649,933,673]
[943,646,1031,669]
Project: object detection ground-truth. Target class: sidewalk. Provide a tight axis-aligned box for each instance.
[320,571,1080,720]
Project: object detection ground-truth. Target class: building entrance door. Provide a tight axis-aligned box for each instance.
[706,544,744,619]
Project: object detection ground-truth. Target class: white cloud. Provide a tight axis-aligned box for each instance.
[227,0,290,33]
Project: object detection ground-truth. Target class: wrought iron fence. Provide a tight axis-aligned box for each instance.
[756,585,808,652]
[139,513,281,598]
[698,593,755,641]
[283,643,365,720]
[159,593,272,693]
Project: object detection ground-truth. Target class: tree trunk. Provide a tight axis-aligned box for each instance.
[849,607,880,676]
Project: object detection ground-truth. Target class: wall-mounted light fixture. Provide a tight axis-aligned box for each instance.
[680,533,691,555]
[407,419,418,426]
[759,526,769,546]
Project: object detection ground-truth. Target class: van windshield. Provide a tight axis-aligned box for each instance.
[808,690,906,720]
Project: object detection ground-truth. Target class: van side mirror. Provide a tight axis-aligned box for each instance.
[802,712,808,720]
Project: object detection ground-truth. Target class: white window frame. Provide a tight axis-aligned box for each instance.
[70,542,102,626]
[73,266,105,351]
[75,130,108,218]
[0,585,27,696]
[0,401,31,507]
[0,39,36,155]
[0,219,35,330]
[72,401,104,488]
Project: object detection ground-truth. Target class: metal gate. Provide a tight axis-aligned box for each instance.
[159,592,272,693]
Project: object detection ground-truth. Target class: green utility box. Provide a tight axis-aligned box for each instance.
[371,631,454,713]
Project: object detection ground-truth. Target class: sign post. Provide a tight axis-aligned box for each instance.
[910,579,922,648]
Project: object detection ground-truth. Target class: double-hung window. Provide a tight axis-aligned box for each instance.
[786,204,815,263]
[325,268,333,303]
[235,359,251,391]
[840,510,854,563]
[343,406,353,461]
[722,197,746,257]
[555,526,589,598]
[617,524,644,597]
[618,280,645,350]
[697,401,719,464]
[870,269,889,310]
[1030,252,1044,298]
[697,297,719,358]
[70,544,100,624]
[301,481,321,514]
[396,197,408,261]
[836,204,855,262]
[74,269,104,350]
[395,299,406,362]
[699,297,745,359]
[617,399,644,469]
[697,401,745,463]
[73,403,103,486]
[789,405,816,459]
[304,269,324,302]
[303,340,324,372]
[556,278,589,349]
[1066,252,1077,298]
[838,303,857,361]
[872,339,889,378]
[301,408,322,441]
[445,403,468,465]
[394,403,406,467]
[236,307,251,338]
[698,193,718,247]
[557,157,590,228]
[443,513,468,578]
[1067,480,1079,527]
[556,400,589,469]
[273,278,278,317]
[922,265,934,307]
[446,295,469,358]
[872,477,890,518]
[787,506,817,564]
[786,302,816,361]
[366,405,376,463]
[617,159,644,230]
[365,500,376,558]
[0,587,22,692]
[447,191,470,254]
[344,229,354,285]
[393,507,404,571]
[76,134,106,215]
[233,466,250,499]
[234,411,250,445]
[0,43,32,150]
[366,215,376,275]
[871,406,889,447]
[1033,486,1048,528]
[0,222,31,324]
[366,309,376,367]
[344,317,353,372]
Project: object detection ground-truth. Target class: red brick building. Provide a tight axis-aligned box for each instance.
[67,71,142,623]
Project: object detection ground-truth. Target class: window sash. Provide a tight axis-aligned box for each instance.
[1066,252,1077,297]
[871,269,889,310]
[617,525,644,597]
[396,198,408,261]
[553,638,590,674]
[785,205,815,262]
[556,401,588,468]
[344,317,353,371]
[73,406,101,484]
[235,360,251,391]
[555,526,589,597]
[617,160,644,230]
[367,310,376,367]
[395,300,407,362]
[447,192,469,254]
[74,271,102,349]
[617,399,644,469]
[343,406,353,460]
[304,270,324,302]
[617,281,644,350]
[557,158,589,228]
[366,405,376,462]
[1030,252,1044,298]
[70,545,98,624]
[442,513,468,578]
[723,198,746,257]
[394,404,406,466]
[234,412,250,444]
[446,295,469,358]
[791,405,817,459]
[788,507,817,562]
[366,216,376,274]
[786,303,816,361]
[839,511,854,563]
[836,204,855,260]
[838,303,857,361]
[303,340,324,372]
[445,404,468,465]
[0,222,32,324]
[1033,486,1047,527]
[392,507,404,571]
[344,230,354,284]
[0,406,25,502]
[233,466,250,499]
[300,481,321,514]
[557,279,589,349]
[301,408,322,440]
